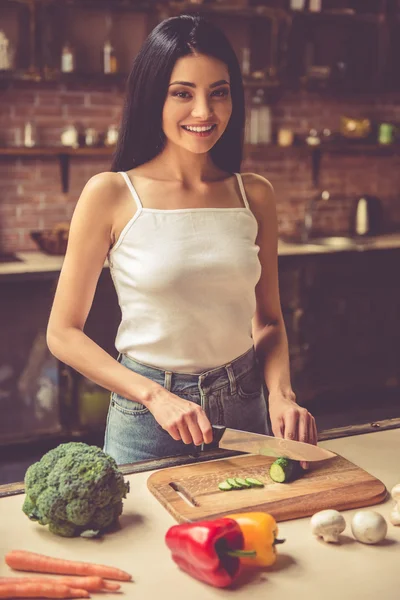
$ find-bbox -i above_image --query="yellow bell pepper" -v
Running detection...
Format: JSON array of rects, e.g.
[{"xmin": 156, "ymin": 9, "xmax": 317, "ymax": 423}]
[{"xmin": 226, "ymin": 512, "xmax": 285, "ymax": 567}]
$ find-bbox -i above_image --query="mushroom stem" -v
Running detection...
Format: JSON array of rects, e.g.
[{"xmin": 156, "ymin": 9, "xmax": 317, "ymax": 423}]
[
  {"xmin": 310, "ymin": 509, "xmax": 346, "ymax": 544},
  {"xmin": 390, "ymin": 484, "xmax": 400, "ymax": 526}
]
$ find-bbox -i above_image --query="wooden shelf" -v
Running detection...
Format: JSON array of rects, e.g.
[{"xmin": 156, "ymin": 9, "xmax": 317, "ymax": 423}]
[
  {"xmin": 1, "ymin": 142, "xmax": 399, "ymax": 191},
  {"xmin": 292, "ymin": 9, "xmax": 386, "ymax": 23},
  {"xmin": 318, "ymin": 142, "xmax": 400, "ymax": 155},
  {"xmin": 5, "ymin": 0, "xmax": 153, "ymax": 9},
  {"xmin": 0, "ymin": 71, "xmax": 128, "ymax": 89},
  {"xmin": 164, "ymin": 2, "xmax": 289, "ymax": 20},
  {"xmin": 0, "ymin": 146, "xmax": 114, "ymax": 157},
  {"xmin": 0, "ymin": 146, "xmax": 115, "ymax": 192}
]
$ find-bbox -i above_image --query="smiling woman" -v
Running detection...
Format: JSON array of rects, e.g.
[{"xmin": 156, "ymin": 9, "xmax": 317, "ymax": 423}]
[
  {"xmin": 163, "ymin": 54, "xmax": 233, "ymax": 151},
  {"xmin": 46, "ymin": 14, "xmax": 317, "ymax": 467}
]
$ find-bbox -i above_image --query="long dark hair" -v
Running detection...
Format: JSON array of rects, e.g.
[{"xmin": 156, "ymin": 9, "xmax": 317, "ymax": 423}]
[{"xmin": 111, "ymin": 14, "xmax": 245, "ymax": 174}]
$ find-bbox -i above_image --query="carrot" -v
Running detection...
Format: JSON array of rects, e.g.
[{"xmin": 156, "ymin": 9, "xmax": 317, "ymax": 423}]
[
  {"xmin": 0, "ymin": 576, "xmax": 120, "ymax": 592},
  {"xmin": 5, "ymin": 550, "xmax": 132, "ymax": 582},
  {"xmin": 0, "ymin": 582, "xmax": 89, "ymax": 598}
]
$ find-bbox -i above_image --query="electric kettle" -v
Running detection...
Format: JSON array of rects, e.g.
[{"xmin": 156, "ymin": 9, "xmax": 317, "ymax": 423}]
[{"xmin": 352, "ymin": 195, "xmax": 383, "ymax": 236}]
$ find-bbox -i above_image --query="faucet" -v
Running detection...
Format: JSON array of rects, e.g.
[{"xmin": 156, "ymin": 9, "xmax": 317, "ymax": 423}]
[{"xmin": 302, "ymin": 190, "xmax": 330, "ymax": 243}]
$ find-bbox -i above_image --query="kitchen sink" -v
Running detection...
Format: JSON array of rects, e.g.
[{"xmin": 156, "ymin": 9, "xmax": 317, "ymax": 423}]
[
  {"xmin": 0, "ymin": 253, "xmax": 23, "ymax": 263},
  {"xmin": 280, "ymin": 235, "xmax": 376, "ymax": 250},
  {"xmin": 308, "ymin": 236, "xmax": 369, "ymax": 249}
]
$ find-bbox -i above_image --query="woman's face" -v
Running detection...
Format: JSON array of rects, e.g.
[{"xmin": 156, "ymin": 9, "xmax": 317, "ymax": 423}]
[{"xmin": 162, "ymin": 53, "xmax": 233, "ymax": 154}]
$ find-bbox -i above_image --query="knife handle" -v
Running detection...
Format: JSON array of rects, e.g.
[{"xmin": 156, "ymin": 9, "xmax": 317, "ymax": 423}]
[
  {"xmin": 211, "ymin": 424, "xmax": 226, "ymax": 447},
  {"xmin": 189, "ymin": 425, "xmax": 226, "ymax": 458}
]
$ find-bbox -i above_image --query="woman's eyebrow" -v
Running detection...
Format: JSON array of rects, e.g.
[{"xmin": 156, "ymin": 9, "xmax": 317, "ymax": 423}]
[{"xmin": 168, "ymin": 79, "xmax": 230, "ymax": 88}]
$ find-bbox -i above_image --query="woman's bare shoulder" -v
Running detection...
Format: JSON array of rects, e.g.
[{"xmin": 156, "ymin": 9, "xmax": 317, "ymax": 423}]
[
  {"xmin": 74, "ymin": 171, "xmax": 127, "ymax": 219},
  {"xmin": 81, "ymin": 171, "xmax": 126, "ymax": 201},
  {"xmin": 240, "ymin": 172, "xmax": 275, "ymax": 216},
  {"xmin": 240, "ymin": 172, "xmax": 274, "ymax": 196}
]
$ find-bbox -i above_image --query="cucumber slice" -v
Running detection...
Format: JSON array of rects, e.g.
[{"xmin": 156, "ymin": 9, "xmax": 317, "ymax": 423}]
[
  {"xmin": 226, "ymin": 477, "xmax": 243, "ymax": 489},
  {"xmin": 244, "ymin": 477, "xmax": 265, "ymax": 488},
  {"xmin": 218, "ymin": 481, "xmax": 232, "ymax": 491},
  {"xmin": 269, "ymin": 457, "xmax": 297, "ymax": 483},
  {"xmin": 234, "ymin": 477, "xmax": 251, "ymax": 489}
]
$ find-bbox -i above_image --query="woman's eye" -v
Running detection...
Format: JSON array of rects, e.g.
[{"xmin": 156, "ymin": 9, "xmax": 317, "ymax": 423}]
[
  {"xmin": 172, "ymin": 88, "xmax": 230, "ymax": 99},
  {"xmin": 173, "ymin": 91, "xmax": 190, "ymax": 99},
  {"xmin": 212, "ymin": 88, "xmax": 230, "ymax": 97}
]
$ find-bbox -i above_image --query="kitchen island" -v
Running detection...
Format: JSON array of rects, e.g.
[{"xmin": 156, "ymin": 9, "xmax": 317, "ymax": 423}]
[{"xmin": 0, "ymin": 428, "xmax": 399, "ymax": 600}]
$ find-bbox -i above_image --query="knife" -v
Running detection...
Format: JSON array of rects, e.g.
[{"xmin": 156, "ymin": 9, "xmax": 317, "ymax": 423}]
[{"xmin": 210, "ymin": 425, "xmax": 336, "ymax": 462}]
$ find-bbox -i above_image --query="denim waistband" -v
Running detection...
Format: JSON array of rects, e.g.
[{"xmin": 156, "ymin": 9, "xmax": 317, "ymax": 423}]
[{"xmin": 119, "ymin": 346, "xmax": 258, "ymax": 396}]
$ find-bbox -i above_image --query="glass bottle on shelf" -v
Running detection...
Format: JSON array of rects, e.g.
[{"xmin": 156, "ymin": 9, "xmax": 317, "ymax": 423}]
[
  {"xmin": 61, "ymin": 42, "xmax": 75, "ymax": 74},
  {"xmin": 24, "ymin": 121, "xmax": 37, "ymax": 148},
  {"xmin": 103, "ymin": 40, "xmax": 118, "ymax": 74},
  {"xmin": 290, "ymin": 0, "xmax": 306, "ymax": 9},
  {"xmin": 241, "ymin": 47, "xmax": 251, "ymax": 77},
  {"xmin": 0, "ymin": 30, "xmax": 13, "ymax": 71},
  {"xmin": 248, "ymin": 89, "xmax": 272, "ymax": 145}
]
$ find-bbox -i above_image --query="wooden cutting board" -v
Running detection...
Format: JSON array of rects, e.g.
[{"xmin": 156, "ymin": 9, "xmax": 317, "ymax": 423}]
[{"xmin": 147, "ymin": 453, "xmax": 387, "ymax": 523}]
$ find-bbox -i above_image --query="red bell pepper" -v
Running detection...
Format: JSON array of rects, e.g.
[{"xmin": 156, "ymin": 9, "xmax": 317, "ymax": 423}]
[{"xmin": 165, "ymin": 518, "xmax": 255, "ymax": 588}]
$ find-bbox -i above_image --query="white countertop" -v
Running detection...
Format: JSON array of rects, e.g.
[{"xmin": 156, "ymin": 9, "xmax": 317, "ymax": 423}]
[
  {"xmin": 0, "ymin": 428, "xmax": 399, "ymax": 600},
  {"xmin": 1, "ymin": 232, "xmax": 400, "ymax": 277}
]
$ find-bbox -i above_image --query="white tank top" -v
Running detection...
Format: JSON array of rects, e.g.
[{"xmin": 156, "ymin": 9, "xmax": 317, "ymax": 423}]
[{"xmin": 108, "ymin": 171, "xmax": 262, "ymax": 373}]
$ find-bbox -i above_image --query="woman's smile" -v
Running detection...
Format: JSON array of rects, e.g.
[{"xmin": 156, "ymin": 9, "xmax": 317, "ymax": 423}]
[{"xmin": 181, "ymin": 124, "xmax": 217, "ymax": 137}]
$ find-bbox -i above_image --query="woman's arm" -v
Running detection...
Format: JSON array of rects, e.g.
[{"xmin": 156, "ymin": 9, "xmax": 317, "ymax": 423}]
[
  {"xmin": 47, "ymin": 172, "xmax": 212, "ymax": 446},
  {"xmin": 46, "ymin": 172, "xmax": 160, "ymax": 404},
  {"xmin": 244, "ymin": 173, "xmax": 317, "ymax": 464}
]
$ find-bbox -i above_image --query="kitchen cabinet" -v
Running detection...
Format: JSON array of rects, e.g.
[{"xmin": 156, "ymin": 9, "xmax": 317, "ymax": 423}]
[
  {"xmin": 0, "ymin": 428, "xmax": 399, "ymax": 599},
  {"xmin": 0, "ymin": 267, "xmax": 120, "ymax": 446},
  {"xmin": 279, "ymin": 248, "xmax": 400, "ymax": 412}
]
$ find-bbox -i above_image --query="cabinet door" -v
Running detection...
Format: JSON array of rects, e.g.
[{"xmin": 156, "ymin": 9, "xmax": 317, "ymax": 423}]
[
  {"xmin": 0, "ymin": 277, "xmax": 61, "ymax": 444},
  {"xmin": 279, "ymin": 250, "xmax": 400, "ymax": 404}
]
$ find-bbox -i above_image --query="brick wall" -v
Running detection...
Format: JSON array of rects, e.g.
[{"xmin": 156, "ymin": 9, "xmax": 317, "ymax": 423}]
[{"xmin": 1, "ymin": 84, "xmax": 400, "ymax": 253}]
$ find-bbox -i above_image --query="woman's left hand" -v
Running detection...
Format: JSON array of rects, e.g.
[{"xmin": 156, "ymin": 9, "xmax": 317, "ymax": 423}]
[{"xmin": 268, "ymin": 393, "xmax": 318, "ymax": 470}]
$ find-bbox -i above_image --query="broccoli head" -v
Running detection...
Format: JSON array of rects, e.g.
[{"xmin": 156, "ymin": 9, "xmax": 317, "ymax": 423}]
[{"xmin": 22, "ymin": 442, "xmax": 130, "ymax": 537}]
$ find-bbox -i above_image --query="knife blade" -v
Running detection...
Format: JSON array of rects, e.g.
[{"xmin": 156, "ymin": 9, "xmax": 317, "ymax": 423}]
[{"xmin": 211, "ymin": 425, "xmax": 336, "ymax": 462}]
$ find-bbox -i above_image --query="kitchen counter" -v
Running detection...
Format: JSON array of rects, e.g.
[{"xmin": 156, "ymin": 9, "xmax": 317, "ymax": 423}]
[
  {"xmin": 0, "ymin": 428, "xmax": 399, "ymax": 600},
  {"xmin": 1, "ymin": 232, "xmax": 400, "ymax": 277}
]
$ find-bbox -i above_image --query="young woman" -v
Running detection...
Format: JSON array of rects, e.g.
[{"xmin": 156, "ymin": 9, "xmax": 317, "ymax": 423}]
[{"xmin": 47, "ymin": 14, "xmax": 317, "ymax": 467}]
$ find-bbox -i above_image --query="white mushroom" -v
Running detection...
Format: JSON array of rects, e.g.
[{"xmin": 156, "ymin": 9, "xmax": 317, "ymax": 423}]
[
  {"xmin": 390, "ymin": 484, "xmax": 400, "ymax": 525},
  {"xmin": 351, "ymin": 510, "xmax": 387, "ymax": 544},
  {"xmin": 310, "ymin": 509, "xmax": 346, "ymax": 543}
]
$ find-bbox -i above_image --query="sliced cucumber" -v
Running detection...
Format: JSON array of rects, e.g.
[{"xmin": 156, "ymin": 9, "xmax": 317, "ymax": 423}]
[
  {"xmin": 234, "ymin": 477, "xmax": 251, "ymax": 489},
  {"xmin": 269, "ymin": 457, "xmax": 298, "ymax": 483},
  {"xmin": 226, "ymin": 477, "xmax": 243, "ymax": 489},
  {"xmin": 244, "ymin": 477, "xmax": 265, "ymax": 488},
  {"xmin": 218, "ymin": 476, "xmax": 266, "ymax": 491},
  {"xmin": 218, "ymin": 481, "xmax": 233, "ymax": 491}
]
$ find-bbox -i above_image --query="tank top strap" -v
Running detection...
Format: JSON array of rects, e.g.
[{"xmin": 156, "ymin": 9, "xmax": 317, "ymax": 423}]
[
  {"xmin": 118, "ymin": 172, "xmax": 143, "ymax": 211},
  {"xmin": 234, "ymin": 172, "xmax": 250, "ymax": 209}
]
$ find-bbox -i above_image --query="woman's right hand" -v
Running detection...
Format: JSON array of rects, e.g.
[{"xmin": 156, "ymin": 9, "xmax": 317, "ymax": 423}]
[{"xmin": 146, "ymin": 387, "xmax": 213, "ymax": 446}]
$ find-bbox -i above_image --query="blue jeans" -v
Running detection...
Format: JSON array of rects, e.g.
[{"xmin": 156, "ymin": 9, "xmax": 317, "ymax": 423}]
[{"xmin": 103, "ymin": 346, "xmax": 270, "ymax": 465}]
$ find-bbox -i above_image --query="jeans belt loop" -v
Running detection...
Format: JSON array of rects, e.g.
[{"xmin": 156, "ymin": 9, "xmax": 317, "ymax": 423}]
[
  {"xmin": 164, "ymin": 371, "xmax": 172, "ymax": 391},
  {"xmin": 225, "ymin": 363, "xmax": 236, "ymax": 395}
]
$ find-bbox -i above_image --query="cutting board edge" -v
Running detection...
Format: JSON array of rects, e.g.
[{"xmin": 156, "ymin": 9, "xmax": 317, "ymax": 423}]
[
  {"xmin": 147, "ymin": 479, "xmax": 193, "ymax": 523},
  {"xmin": 147, "ymin": 453, "xmax": 388, "ymax": 524},
  {"xmin": 147, "ymin": 478, "xmax": 388, "ymax": 524}
]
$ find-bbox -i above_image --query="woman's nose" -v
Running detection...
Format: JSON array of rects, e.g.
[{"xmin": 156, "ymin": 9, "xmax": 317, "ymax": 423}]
[{"xmin": 191, "ymin": 96, "xmax": 213, "ymax": 119}]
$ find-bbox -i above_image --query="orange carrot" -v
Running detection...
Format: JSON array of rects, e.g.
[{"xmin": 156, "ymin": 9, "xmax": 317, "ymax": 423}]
[
  {"xmin": 0, "ymin": 582, "xmax": 89, "ymax": 598},
  {"xmin": 0, "ymin": 576, "xmax": 120, "ymax": 592},
  {"xmin": 5, "ymin": 550, "xmax": 132, "ymax": 582}
]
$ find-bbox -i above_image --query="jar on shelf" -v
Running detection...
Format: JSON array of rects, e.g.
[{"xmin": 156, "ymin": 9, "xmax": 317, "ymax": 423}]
[
  {"xmin": 105, "ymin": 124, "xmax": 119, "ymax": 147},
  {"xmin": 248, "ymin": 89, "xmax": 272, "ymax": 145}
]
